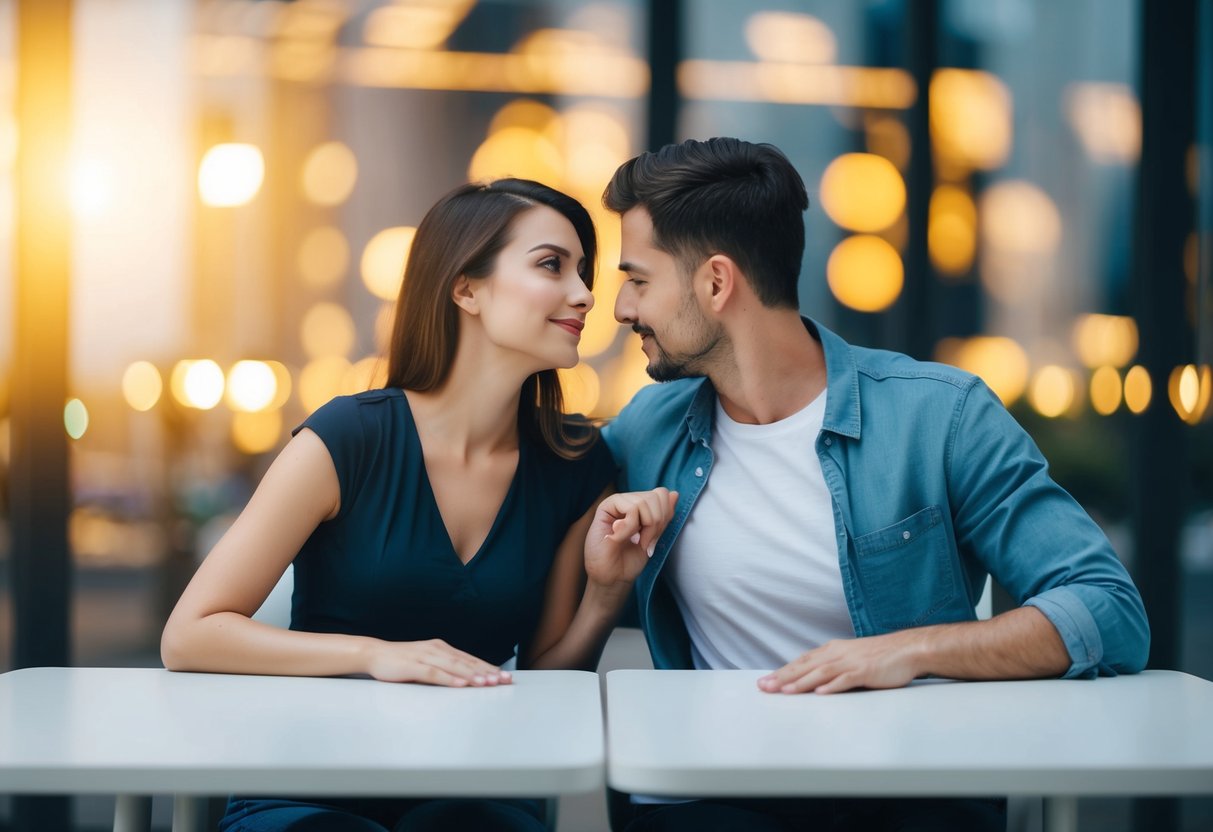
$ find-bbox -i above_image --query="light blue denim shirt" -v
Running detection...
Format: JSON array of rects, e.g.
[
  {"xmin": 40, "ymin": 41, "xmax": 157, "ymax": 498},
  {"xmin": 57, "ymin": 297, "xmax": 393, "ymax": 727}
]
[{"xmin": 603, "ymin": 318, "xmax": 1149, "ymax": 678}]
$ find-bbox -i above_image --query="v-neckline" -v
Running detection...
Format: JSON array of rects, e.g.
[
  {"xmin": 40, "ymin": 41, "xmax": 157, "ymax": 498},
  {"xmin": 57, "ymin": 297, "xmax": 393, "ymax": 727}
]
[{"xmin": 400, "ymin": 389, "xmax": 524, "ymax": 568}]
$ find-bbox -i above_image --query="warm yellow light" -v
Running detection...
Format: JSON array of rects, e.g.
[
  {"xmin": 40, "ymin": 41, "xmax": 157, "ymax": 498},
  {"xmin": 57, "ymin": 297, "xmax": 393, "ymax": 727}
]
[
  {"xmin": 363, "ymin": 1, "xmax": 474, "ymax": 49},
  {"xmin": 928, "ymin": 185, "xmax": 977, "ymax": 276},
  {"xmin": 562, "ymin": 106, "xmax": 631, "ymax": 191},
  {"xmin": 1029, "ymin": 366, "xmax": 1076, "ymax": 418},
  {"xmin": 1064, "ymin": 83, "xmax": 1141, "ymax": 164},
  {"xmin": 598, "ymin": 334, "xmax": 656, "ymax": 416},
  {"xmin": 826, "ymin": 235, "xmax": 904, "ymax": 313},
  {"xmin": 231, "ymin": 409, "xmax": 283, "ymax": 456},
  {"xmin": 176, "ymin": 359, "xmax": 225, "ymax": 410},
  {"xmin": 266, "ymin": 361, "xmax": 294, "ymax": 409},
  {"xmin": 490, "ymin": 99, "xmax": 560, "ymax": 134},
  {"xmin": 298, "ymin": 226, "xmax": 350, "ymax": 290},
  {"xmin": 468, "ymin": 126, "xmax": 563, "ymax": 185},
  {"xmin": 198, "ymin": 143, "xmax": 265, "ymax": 207},
  {"xmin": 301, "ymin": 141, "xmax": 358, "ymax": 206},
  {"xmin": 558, "ymin": 363, "xmax": 601, "ymax": 415},
  {"xmin": 1072, "ymin": 314, "xmax": 1139, "ymax": 369},
  {"xmin": 342, "ymin": 356, "xmax": 388, "ymax": 394},
  {"xmin": 122, "ymin": 361, "xmax": 163, "ymax": 412},
  {"xmin": 225, "ymin": 361, "xmax": 278, "ymax": 413},
  {"xmin": 938, "ymin": 336, "xmax": 1029, "ymax": 406},
  {"xmin": 299, "ymin": 356, "xmax": 353, "ymax": 414},
  {"xmin": 69, "ymin": 157, "xmax": 113, "ymax": 219},
  {"xmin": 864, "ymin": 114, "xmax": 910, "ymax": 171},
  {"xmin": 930, "ymin": 69, "xmax": 1012, "ymax": 171},
  {"xmin": 64, "ymin": 399, "xmax": 89, "ymax": 440},
  {"xmin": 1169, "ymin": 364, "xmax": 1209, "ymax": 423},
  {"xmin": 980, "ymin": 181, "xmax": 1061, "ymax": 255},
  {"xmin": 300, "ymin": 302, "xmax": 356, "ymax": 359},
  {"xmin": 0, "ymin": 418, "xmax": 10, "ymax": 467},
  {"xmin": 361, "ymin": 226, "xmax": 415, "ymax": 301},
  {"xmin": 1089, "ymin": 366, "xmax": 1123, "ymax": 416},
  {"xmin": 744, "ymin": 12, "xmax": 836, "ymax": 64},
  {"xmin": 678, "ymin": 62, "xmax": 916, "ymax": 109},
  {"xmin": 1124, "ymin": 365, "xmax": 1152, "ymax": 414},
  {"xmin": 580, "ymin": 275, "xmax": 623, "ymax": 359},
  {"xmin": 819, "ymin": 153, "xmax": 906, "ymax": 233}
]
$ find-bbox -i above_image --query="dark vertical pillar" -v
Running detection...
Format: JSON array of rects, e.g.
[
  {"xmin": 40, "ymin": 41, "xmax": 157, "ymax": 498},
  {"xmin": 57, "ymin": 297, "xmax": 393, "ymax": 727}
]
[
  {"xmin": 645, "ymin": 0, "xmax": 682, "ymax": 152},
  {"xmin": 1130, "ymin": 0, "xmax": 1197, "ymax": 829},
  {"xmin": 894, "ymin": 0, "xmax": 938, "ymax": 361},
  {"xmin": 10, "ymin": 0, "xmax": 73, "ymax": 828}
]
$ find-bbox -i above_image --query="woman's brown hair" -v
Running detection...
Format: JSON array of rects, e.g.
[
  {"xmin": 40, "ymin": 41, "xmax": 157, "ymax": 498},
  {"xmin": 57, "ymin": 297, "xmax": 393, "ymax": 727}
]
[{"xmin": 385, "ymin": 178, "xmax": 598, "ymax": 458}]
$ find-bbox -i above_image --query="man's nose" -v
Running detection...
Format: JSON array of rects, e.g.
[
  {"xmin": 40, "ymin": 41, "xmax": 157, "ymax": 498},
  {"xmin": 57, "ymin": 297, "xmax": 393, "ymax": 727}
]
[{"xmin": 614, "ymin": 284, "xmax": 636, "ymax": 324}]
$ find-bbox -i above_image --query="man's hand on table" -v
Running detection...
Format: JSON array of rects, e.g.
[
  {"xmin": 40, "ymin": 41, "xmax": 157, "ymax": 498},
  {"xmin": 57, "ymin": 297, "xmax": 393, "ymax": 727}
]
[{"xmin": 757, "ymin": 630, "xmax": 924, "ymax": 695}]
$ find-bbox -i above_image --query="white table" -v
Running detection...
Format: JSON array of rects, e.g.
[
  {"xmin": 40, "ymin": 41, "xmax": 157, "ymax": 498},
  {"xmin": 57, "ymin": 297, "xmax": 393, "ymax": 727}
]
[
  {"xmin": 606, "ymin": 669, "xmax": 1213, "ymax": 832},
  {"xmin": 0, "ymin": 667, "xmax": 604, "ymax": 831}
]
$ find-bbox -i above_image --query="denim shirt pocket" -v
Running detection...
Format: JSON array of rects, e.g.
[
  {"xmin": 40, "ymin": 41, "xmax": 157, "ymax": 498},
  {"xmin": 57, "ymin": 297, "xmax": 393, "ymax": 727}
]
[{"xmin": 852, "ymin": 505, "xmax": 959, "ymax": 631}]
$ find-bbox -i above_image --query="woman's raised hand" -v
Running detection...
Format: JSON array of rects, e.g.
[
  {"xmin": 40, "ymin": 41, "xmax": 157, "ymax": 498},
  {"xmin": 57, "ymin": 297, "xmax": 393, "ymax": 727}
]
[
  {"xmin": 364, "ymin": 638, "xmax": 511, "ymax": 687},
  {"xmin": 585, "ymin": 488, "xmax": 679, "ymax": 588}
]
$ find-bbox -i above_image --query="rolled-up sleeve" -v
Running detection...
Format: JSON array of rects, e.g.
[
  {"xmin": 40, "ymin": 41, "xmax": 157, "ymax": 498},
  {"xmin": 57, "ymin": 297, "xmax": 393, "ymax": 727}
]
[{"xmin": 946, "ymin": 379, "xmax": 1150, "ymax": 678}]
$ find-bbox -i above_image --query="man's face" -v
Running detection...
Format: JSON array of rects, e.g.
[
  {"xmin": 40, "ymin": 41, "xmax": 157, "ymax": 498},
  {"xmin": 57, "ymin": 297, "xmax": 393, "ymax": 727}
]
[{"xmin": 614, "ymin": 207, "xmax": 723, "ymax": 382}]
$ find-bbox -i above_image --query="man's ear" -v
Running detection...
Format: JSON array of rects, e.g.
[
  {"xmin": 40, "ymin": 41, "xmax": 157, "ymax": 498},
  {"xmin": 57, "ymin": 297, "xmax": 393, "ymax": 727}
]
[
  {"xmin": 700, "ymin": 254, "xmax": 739, "ymax": 313},
  {"xmin": 451, "ymin": 275, "xmax": 479, "ymax": 315}
]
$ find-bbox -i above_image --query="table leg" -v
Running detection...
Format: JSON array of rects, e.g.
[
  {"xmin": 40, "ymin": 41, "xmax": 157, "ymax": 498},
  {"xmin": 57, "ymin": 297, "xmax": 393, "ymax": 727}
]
[
  {"xmin": 113, "ymin": 795, "xmax": 152, "ymax": 832},
  {"xmin": 172, "ymin": 795, "xmax": 203, "ymax": 832},
  {"xmin": 1043, "ymin": 796, "xmax": 1078, "ymax": 832}
]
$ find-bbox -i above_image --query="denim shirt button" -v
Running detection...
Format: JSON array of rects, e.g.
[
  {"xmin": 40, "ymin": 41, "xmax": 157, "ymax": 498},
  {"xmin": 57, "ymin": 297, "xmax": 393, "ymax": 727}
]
[
  {"xmin": 902, "ymin": 530, "xmax": 911, "ymax": 540},
  {"xmin": 824, "ymin": 437, "xmax": 833, "ymax": 446},
  {"xmin": 694, "ymin": 467, "xmax": 704, "ymax": 477}
]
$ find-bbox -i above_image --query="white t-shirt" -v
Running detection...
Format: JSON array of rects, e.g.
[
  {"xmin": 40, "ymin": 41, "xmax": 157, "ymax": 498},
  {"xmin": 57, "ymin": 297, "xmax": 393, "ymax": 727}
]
[{"xmin": 666, "ymin": 391, "xmax": 855, "ymax": 670}]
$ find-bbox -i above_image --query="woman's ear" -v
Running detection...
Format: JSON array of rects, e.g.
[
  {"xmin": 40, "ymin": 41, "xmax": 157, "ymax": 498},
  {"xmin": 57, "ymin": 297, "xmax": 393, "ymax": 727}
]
[{"xmin": 451, "ymin": 275, "xmax": 479, "ymax": 315}]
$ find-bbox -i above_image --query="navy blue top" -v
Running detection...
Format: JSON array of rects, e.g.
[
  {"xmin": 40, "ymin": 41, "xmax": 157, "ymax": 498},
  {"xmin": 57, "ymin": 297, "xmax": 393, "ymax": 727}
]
[{"xmin": 289, "ymin": 388, "xmax": 616, "ymax": 665}]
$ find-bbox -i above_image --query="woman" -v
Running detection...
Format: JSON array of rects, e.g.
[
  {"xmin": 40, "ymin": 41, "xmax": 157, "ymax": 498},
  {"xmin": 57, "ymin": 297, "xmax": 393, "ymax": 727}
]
[{"xmin": 161, "ymin": 178, "xmax": 676, "ymax": 832}]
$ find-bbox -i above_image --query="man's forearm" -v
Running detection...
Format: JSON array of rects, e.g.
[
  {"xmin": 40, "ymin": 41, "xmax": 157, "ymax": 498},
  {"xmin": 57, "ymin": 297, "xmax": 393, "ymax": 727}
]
[{"xmin": 911, "ymin": 605, "xmax": 1071, "ymax": 681}]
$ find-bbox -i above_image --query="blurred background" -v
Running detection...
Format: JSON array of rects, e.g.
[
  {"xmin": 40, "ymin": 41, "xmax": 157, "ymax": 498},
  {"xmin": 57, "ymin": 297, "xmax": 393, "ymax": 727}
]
[{"xmin": 0, "ymin": 0, "xmax": 1210, "ymax": 830}]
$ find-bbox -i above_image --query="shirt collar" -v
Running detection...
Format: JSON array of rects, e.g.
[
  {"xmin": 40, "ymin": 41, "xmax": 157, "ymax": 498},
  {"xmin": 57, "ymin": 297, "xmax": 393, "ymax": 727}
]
[{"xmin": 680, "ymin": 316, "xmax": 862, "ymax": 443}]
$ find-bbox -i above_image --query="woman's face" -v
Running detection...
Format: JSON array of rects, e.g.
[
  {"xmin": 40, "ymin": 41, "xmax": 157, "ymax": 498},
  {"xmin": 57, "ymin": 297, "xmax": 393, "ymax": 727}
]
[{"xmin": 468, "ymin": 205, "xmax": 594, "ymax": 372}]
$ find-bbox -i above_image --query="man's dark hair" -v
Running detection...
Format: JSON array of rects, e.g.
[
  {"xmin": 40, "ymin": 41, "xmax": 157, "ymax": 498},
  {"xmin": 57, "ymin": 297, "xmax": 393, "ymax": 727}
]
[{"xmin": 603, "ymin": 137, "xmax": 809, "ymax": 309}]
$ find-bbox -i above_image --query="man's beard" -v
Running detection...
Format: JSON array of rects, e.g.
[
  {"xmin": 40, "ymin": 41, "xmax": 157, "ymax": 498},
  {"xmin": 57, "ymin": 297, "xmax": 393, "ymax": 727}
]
[{"xmin": 633, "ymin": 321, "xmax": 723, "ymax": 383}]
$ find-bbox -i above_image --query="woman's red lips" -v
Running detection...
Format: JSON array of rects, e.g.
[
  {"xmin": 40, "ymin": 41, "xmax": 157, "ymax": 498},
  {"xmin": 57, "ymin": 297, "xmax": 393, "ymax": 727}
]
[{"xmin": 551, "ymin": 318, "xmax": 585, "ymax": 336}]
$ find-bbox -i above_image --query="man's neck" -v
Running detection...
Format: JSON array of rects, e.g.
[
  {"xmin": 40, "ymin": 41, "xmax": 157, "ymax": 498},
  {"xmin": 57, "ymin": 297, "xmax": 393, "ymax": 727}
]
[{"xmin": 709, "ymin": 310, "xmax": 826, "ymax": 425}]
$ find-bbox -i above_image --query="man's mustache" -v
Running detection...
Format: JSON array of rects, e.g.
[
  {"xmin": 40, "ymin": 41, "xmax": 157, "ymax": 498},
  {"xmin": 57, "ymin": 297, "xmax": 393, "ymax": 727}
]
[{"xmin": 632, "ymin": 324, "xmax": 655, "ymax": 337}]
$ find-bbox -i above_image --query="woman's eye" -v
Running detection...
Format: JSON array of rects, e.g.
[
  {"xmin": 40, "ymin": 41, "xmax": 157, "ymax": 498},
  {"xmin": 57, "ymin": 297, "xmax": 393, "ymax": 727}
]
[{"xmin": 539, "ymin": 257, "xmax": 561, "ymax": 273}]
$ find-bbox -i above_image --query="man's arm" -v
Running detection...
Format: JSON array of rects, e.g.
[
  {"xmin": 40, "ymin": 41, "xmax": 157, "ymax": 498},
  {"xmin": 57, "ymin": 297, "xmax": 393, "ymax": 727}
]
[
  {"xmin": 761, "ymin": 377, "xmax": 1148, "ymax": 695},
  {"xmin": 758, "ymin": 606, "xmax": 1069, "ymax": 694}
]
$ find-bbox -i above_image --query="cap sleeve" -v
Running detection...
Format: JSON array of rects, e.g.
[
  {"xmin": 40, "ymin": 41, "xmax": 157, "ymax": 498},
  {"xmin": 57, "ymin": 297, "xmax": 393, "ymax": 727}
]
[{"xmin": 292, "ymin": 396, "xmax": 368, "ymax": 520}]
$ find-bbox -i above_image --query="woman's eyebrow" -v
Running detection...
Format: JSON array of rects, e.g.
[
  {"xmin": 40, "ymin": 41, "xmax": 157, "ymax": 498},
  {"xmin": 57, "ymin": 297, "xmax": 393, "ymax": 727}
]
[{"xmin": 528, "ymin": 243, "xmax": 572, "ymax": 257}]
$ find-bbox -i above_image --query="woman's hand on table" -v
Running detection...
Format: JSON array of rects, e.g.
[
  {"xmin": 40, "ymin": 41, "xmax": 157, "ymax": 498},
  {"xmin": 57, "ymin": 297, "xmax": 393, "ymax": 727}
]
[{"xmin": 364, "ymin": 638, "xmax": 511, "ymax": 687}]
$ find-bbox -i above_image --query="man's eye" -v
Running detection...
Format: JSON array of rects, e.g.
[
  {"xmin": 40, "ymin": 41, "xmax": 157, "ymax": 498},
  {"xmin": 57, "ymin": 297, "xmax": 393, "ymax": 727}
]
[{"xmin": 628, "ymin": 277, "xmax": 646, "ymax": 287}]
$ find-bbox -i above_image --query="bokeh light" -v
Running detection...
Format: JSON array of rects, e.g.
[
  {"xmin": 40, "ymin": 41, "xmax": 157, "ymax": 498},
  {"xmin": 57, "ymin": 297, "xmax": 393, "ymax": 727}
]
[
  {"xmin": 225, "ymin": 361, "xmax": 278, "ymax": 413},
  {"xmin": 1124, "ymin": 365, "xmax": 1152, "ymax": 414},
  {"xmin": 1089, "ymin": 366, "xmax": 1123, "ymax": 416},
  {"xmin": 936, "ymin": 336, "xmax": 1030, "ymax": 406},
  {"xmin": 826, "ymin": 235, "xmax": 904, "ymax": 312},
  {"xmin": 744, "ymin": 12, "xmax": 836, "ymax": 64},
  {"xmin": 122, "ymin": 361, "xmax": 163, "ymax": 412},
  {"xmin": 231, "ymin": 409, "xmax": 283, "ymax": 455},
  {"xmin": 819, "ymin": 153, "xmax": 906, "ymax": 233},
  {"xmin": 300, "ymin": 302, "xmax": 356, "ymax": 359},
  {"xmin": 64, "ymin": 399, "xmax": 89, "ymax": 440},
  {"xmin": 930, "ymin": 69, "xmax": 1012, "ymax": 172},
  {"xmin": 558, "ymin": 363, "xmax": 601, "ymax": 415},
  {"xmin": 928, "ymin": 185, "xmax": 977, "ymax": 276},
  {"xmin": 343, "ymin": 356, "xmax": 388, "ymax": 394},
  {"xmin": 1064, "ymin": 83, "xmax": 1141, "ymax": 164},
  {"xmin": 1029, "ymin": 365, "xmax": 1077, "ymax": 418},
  {"xmin": 267, "ymin": 361, "xmax": 294, "ymax": 409},
  {"xmin": 198, "ymin": 143, "xmax": 264, "ymax": 207},
  {"xmin": 1072, "ymin": 314, "xmax": 1139, "ymax": 369},
  {"xmin": 301, "ymin": 141, "xmax": 358, "ymax": 206},
  {"xmin": 299, "ymin": 356, "xmax": 353, "ymax": 413},
  {"xmin": 361, "ymin": 226, "xmax": 415, "ymax": 301},
  {"xmin": 172, "ymin": 359, "xmax": 225, "ymax": 410},
  {"xmin": 468, "ymin": 125, "xmax": 563, "ymax": 184},
  {"xmin": 1170, "ymin": 364, "xmax": 1212, "ymax": 424},
  {"xmin": 980, "ymin": 181, "xmax": 1062, "ymax": 255}
]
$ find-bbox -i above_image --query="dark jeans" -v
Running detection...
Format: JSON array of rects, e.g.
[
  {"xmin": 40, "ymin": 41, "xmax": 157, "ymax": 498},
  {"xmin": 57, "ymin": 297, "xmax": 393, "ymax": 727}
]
[
  {"xmin": 219, "ymin": 796, "xmax": 547, "ymax": 832},
  {"xmin": 619, "ymin": 796, "xmax": 1006, "ymax": 832}
]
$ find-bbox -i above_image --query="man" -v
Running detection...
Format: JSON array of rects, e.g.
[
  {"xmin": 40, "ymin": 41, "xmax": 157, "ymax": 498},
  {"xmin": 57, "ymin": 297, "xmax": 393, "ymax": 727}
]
[{"xmin": 600, "ymin": 137, "xmax": 1149, "ymax": 832}]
